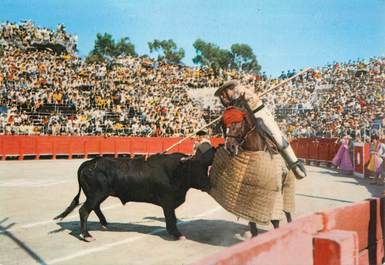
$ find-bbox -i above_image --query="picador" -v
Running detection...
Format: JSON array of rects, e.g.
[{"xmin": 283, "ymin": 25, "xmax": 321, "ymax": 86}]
[{"xmin": 214, "ymin": 80, "xmax": 307, "ymax": 179}]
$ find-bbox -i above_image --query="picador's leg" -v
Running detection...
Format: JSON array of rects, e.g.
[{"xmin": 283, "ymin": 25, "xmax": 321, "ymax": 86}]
[
  {"xmin": 254, "ymin": 118, "xmax": 279, "ymax": 155},
  {"xmin": 249, "ymin": 222, "xmax": 258, "ymax": 237},
  {"xmin": 253, "ymin": 113, "xmax": 307, "ymax": 179}
]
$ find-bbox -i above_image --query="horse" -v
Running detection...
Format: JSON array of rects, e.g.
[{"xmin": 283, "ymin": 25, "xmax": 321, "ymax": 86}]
[{"xmin": 222, "ymin": 105, "xmax": 293, "ymax": 237}]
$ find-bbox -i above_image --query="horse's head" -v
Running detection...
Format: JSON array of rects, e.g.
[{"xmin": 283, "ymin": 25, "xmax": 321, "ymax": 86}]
[{"xmin": 223, "ymin": 107, "xmax": 254, "ymax": 156}]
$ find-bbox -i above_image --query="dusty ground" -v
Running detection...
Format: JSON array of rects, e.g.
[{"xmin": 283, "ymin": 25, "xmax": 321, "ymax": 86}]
[{"xmin": 0, "ymin": 159, "xmax": 384, "ymax": 265}]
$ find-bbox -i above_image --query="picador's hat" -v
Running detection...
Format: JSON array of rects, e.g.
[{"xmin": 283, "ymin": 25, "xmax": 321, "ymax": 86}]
[{"xmin": 214, "ymin": 80, "xmax": 239, "ymax": 97}]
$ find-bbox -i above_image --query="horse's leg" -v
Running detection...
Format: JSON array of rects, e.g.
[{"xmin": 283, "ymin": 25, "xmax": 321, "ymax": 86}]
[
  {"xmin": 249, "ymin": 222, "xmax": 258, "ymax": 237},
  {"xmin": 271, "ymin": 220, "xmax": 279, "ymax": 229},
  {"xmin": 284, "ymin": 211, "xmax": 292, "ymax": 223}
]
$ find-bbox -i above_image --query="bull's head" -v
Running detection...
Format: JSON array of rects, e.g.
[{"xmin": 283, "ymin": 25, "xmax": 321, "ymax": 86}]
[{"xmin": 193, "ymin": 145, "xmax": 217, "ymax": 168}]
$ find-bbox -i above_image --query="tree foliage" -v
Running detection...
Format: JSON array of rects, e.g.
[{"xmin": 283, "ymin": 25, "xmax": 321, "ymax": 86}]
[
  {"xmin": 230, "ymin": 43, "xmax": 261, "ymax": 73},
  {"xmin": 86, "ymin": 33, "xmax": 137, "ymax": 64},
  {"xmin": 192, "ymin": 39, "xmax": 261, "ymax": 73},
  {"xmin": 148, "ymin": 39, "xmax": 185, "ymax": 64},
  {"xmin": 192, "ymin": 39, "xmax": 232, "ymax": 69}
]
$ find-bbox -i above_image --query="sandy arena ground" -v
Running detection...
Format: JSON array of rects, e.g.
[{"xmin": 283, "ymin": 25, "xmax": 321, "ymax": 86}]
[{"xmin": 0, "ymin": 159, "xmax": 384, "ymax": 265}]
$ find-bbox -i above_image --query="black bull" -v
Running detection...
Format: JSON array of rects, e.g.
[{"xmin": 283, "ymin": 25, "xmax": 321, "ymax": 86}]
[{"xmin": 55, "ymin": 149, "xmax": 216, "ymax": 241}]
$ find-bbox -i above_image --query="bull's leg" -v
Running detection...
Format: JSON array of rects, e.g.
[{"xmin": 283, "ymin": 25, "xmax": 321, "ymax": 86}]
[
  {"xmin": 271, "ymin": 220, "xmax": 279, "ymax": 229},
  {"xmin": 284, "ymin": 211, "xmax": 292, "ymax": 223},
  {"xmin": 162, "ymin": 207, "xmax": 183, "ymax": 239},
  {"xmin": 79, "ymin": 200, "xmax": 95, "ymax": 242},
  {"xmin": 94, "ymin": 203, "xmax": 108, "ymax": 229},
  {"xmin": 249, "ymin": 222, "xmax": 258, "ymax": 237}
]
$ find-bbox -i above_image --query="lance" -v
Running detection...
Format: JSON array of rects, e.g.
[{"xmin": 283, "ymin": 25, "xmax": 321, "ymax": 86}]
[{"xmin": 162, "ymin": 67, "xmax": 312, "ymax": 153}]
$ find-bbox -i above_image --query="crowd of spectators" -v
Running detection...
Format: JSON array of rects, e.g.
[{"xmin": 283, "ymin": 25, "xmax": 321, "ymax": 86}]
[
  {"xmin": 273, "ymin": 59, "xmax": 385, "ymax": 140},
  {"xmin": 0, "ymin": 48, "xmax": 215, "ymax": 136},
  {"xmin": 0, "ymin": 22, "xmax": 239, "ymax": 136},
  {"xmin": 0, "ymin": 22, "xmax": 384, "ymax": 139},
  {"xmin": 0, "ymin": 21, "xmax": 77, "ymax": 54}
]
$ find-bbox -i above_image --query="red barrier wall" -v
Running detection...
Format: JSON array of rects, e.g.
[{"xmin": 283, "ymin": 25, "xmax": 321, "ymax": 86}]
[
  {"xmin": 0, "ymin": 136, "xmax": 354, "ymax": 163},
  {"xmin": 0, "ymin": 136, "xmax": 225, "ymax": 160},
  {"xmin": 193, "ymin": 197, "xmax": 385, "ymax": 265},
  {"xmin": 290, "ymin": 137, "xmax": 340, "ymax": 163}
]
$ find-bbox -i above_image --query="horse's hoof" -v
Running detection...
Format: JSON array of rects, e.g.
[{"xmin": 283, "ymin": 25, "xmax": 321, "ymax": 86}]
[
  {"xmin": 242, "ymin": 231, "xmax": 252, "ymax": 239},
  {"xmin": 101, "ymin": 225, "xmax": 108, "ymax": 230},
  {"xmin": 177, "ymin": 235, "xmax": 187, "ymax": 240}
]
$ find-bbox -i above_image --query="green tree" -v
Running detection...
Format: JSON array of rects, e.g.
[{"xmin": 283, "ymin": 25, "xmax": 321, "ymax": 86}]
[
  {"xmin": 114, "ymin": 37, "xmax": 137, "ymax": 57},
  {"xmin": 192, "ymin": 39, "xmax": 232, "ymax": 69},
  {"xmin": 230, "ymin": 43, "xmax": 261, "ymax": 73},
  {"xmin": 192, "ymin": 39, "xmax": 261, "ymax": 73},
  {"xmin": 148, "ymin": 39, "xmax": 185, "ymax": 64},
  {"xmin": 85, "ymin": 50, "xmax": 104, "ymax": 64},
  {"xmin": 86, "ymin": 33, "xmax": 137, "ymax": 64}
]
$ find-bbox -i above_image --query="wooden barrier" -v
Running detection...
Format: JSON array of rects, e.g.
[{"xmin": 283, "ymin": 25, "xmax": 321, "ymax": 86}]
[
  {"xmin": 193, "ymin": 197, "xmax": 385, "ymax": 265},
  {"xmin": 353, "ymin": 142, "xmax": 371, "ymax": 178},
  {"xmin": 313, "ymin": 230, "xmax": 359, "ymax": 265},
  {"xmin": 0, "ymin": 136, "xmax": 333, "ymax": 160},
  {"xmin": 194, "ymin": 215, "xmax": 324, "ymax": 265},
  {"xmin": 317, "ymin": 197, "xmax": 385, "ymax": 265},
  {"xmin": 0, "ymin": 135, "xmax": 366, "ymax": 176},
  {"xmin": 0, "ymin": 135, "xmax": 225, "ymax": 160},
  {"xmin": 290, "ymin": 138, "xmax": 339, "ymax": 164}
]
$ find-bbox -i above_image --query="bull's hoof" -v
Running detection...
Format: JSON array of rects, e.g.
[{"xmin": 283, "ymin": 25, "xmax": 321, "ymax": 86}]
[
  {"xmin": 84, "ymin": 236, "xmax": 95, "ymax": 242},
  {"xmin": 177, "ymin": 235, "xmax": 187, "ymax": 240},
  {"xmin": 80, "ymin": 234, "xmax": 95, "ymax": 242},
  {"xmin": 171, "ymin": 233, "xmax": 185, "ymax": 240},
  {"xmin": 101, "ymin": 225, "xmax": 108, "ymax": 230}
]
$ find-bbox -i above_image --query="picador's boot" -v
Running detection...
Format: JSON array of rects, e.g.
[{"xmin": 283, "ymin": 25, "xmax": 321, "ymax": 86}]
[{"xmin": 280, "ymin": 145, "xmax": 307, "ymax": 179}]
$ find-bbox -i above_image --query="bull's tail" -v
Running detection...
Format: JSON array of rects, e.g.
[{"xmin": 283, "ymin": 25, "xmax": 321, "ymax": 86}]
[
  {"xmin": 54, "ymin": 185, "xmax": 81, "ymax": 220},
  {"xmin": 54, "ymin": 164, "xmax": 85, "ymax": 220}
]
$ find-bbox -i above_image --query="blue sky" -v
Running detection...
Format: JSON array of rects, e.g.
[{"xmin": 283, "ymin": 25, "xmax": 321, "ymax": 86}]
[{"xmin": 1, "ymin": 0, "xmax": 385, "ymax": 76}]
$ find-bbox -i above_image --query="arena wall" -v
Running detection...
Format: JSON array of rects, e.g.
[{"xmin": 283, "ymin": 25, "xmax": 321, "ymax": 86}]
[
  {"xmin": 192, "ymin": 197, "xmax": 385, "ymax": 265},
  {"xmin": 0, "ymin": 135, "xmax": 224, "ymax": 159},
  {"xmin": 0, "ymin": 136, "xmax": 371, "ymax": 177},
  {"xmin": 1, "ymin": 136, "xmax": 337, "ymax": 160}
]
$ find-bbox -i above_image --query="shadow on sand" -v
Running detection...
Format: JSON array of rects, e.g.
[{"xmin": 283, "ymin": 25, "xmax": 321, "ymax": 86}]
[
  {"xmin": 52, "ymin": 218, "xmax": 261, "ymax": 247},
  {"xmin": 317, "ymin": 167, "xmax": 384, "ymax": 198}
]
